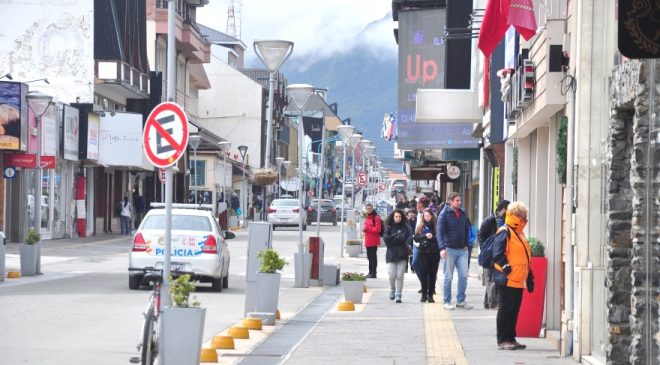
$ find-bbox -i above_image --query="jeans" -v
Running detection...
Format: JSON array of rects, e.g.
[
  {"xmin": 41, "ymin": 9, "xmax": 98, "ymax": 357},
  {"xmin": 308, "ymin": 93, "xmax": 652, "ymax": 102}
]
[
  {"xmin": 120, "ymin": 215, "xmax": 131, "ymax": 235},
  {"xmin": 418, "ymin": 251, "xmax": 440, "ymax": 296},
  {"xmin": 366, "ymin": 246, "xmax": 378, "ymax": 275},
  {"xmin": 442, "ymin": 247, "xmax": 469, "ymax": 304},
  {"xmin": 388, "ymin": 260, "xmax": 407, "ymax": 294},
  {"xmin": 496, "ymin": 285, "xmax": 523, "ymax": 344}
]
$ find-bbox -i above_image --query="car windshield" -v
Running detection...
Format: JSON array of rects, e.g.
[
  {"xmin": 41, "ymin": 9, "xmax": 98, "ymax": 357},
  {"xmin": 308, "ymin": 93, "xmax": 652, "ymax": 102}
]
[
  {"xmin": 141, "ymin": 214, "xmax": 212, "ymax": 232},
  {"xmin": 272, "ymin": 199, "xmax": 298, "ymax": 207},
  {"xmin": 311, "ymin": 200, "xmax": 334, "ymax": 208}
]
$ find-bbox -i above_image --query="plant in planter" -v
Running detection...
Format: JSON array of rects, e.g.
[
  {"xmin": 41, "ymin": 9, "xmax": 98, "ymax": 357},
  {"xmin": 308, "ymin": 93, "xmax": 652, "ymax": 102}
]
[
  {"xmin": 341, "ymin": 272, "xmax": 367, "ymax": 303},
  {"xmin": 517, "ymin": 236, "xmax": 548, "ymax": 338},
  {"xmin": 345, "ymin": 239, "xmax": 362, "ymax": 257},
  {"xmin": 161, "ymin": 274, "xmax": 206, "ymax": 363},
  {"xmin": 255, "ymin": 248, "xmax": 287, "ymax": 313},
  {"xmin": 19, "ymin": 228, "xmax": 41, "ymax": 276}
]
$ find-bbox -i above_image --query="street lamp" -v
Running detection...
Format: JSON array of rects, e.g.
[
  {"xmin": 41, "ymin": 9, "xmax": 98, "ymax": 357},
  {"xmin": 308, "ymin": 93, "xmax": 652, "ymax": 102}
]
[
  {"xmin": 27, "ymin": 91, "xmax": 54, "ymax": 235},
  {"xmin": 282, "ymin": 160, "xmax": 291, "ymax": 196},
  {"xmin": 238, "ymin": 145, "xmax": 248, "ymax": 227},
  {"xmin": 189, "ymin": 135, "xmax": 202, "ymax": 205},
  {"xmin": 275, "ymin": 156, "xmax": 284, "ymax": 198},
  {"xmin": 285, "ymin": 83, "xmax": 315, "ymax": 288},
  {"xmin": 336, "ymin": 124, "xmax": 355, "ymax": 258},
  {"xmin": 348, "ymin": 133, "xmax": 362, "ymax": 209},
  {"xmin": 254, "ymin": 40, "xmax": 293, "ymax": 171},
  {"xmin": 217, "ymin": 141, "xmax": 231, "ymax": 214}
]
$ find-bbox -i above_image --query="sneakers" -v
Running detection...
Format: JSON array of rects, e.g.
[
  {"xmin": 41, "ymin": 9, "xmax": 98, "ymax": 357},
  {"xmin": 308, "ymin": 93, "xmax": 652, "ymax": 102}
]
[
  {"xmin": 395, "ymin": 293, "xmax": 402, "ymax": 303},
  {"xmin": 456, "ymin": 301, "xmax": 473, "ymax": 309},
  {"xmin": 443, "ymin": 302, "xmax": 455, "ymax": 310},
  {"xmin": 389, "ymin": 289, "xmax": 395, "ymax": 300},
  {"xmin": 498, "ymin": 342, "xmax": 518, "ymax": 350}
]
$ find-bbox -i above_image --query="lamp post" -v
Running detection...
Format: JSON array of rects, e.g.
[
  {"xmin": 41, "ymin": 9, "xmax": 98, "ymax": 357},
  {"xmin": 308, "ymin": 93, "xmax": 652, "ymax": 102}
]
[
  {"xmin": 27, "ymin": 91, "xmax": 54, "ymax": 235},
  {"xmin": 361, "ymin": 141, "xmax": 373, "ymax": 204},
  {"xmin": 348, "ymin": 133, "xmax": 362, "ymax": 210},
  {"xmin": 285, "ymin": 83, "xmax": 315, "ymax": 288},
  {"xmin": 336, "ymin": 124, "xmax": 355, "ymax": 258},
  {"xmin": 282, "ymin": 160, "xmax": 291, "ymax": 197},
  {"xmin": 275, "ymin": 157, "xmax": 284, "ymax": 198},
  {"xmin": 238, "ymin": 145, "xmax": 248, "ymax": 227},
  {"xmin": 189, "ymin": 135, "xmax": 202, "ymax": 204},
  {"xmin": 217, "ymin": 141, "xmax": 231, "ymax": 219}
]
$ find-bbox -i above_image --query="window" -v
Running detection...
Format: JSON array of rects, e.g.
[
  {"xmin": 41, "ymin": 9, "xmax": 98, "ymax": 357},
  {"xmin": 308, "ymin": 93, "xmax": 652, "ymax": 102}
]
[
  {"xmin": 142, "ymin": 214, "xmax": 212, "ymax": 232},
  {"xmin": 191, "ymin": 160, "xmax": 206, "ymax": 187}
]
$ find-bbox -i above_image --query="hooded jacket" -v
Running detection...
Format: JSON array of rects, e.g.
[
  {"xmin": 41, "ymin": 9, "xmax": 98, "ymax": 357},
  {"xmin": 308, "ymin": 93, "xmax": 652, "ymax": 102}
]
[
  {"xmin": 492, "ymin": 214, "xmax": 531, "ymax": 289},
  {"xmin": 363, "ymin": 211, "xmax": 382, "ymax": 248},
  {"xmin": 383, "ymin": 221, "xmax": 413, "ymax": 263}
]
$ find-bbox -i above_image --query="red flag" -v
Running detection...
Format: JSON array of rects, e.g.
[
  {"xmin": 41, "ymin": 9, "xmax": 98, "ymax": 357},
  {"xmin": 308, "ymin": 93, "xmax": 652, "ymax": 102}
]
[
  {"xmin": 478, "ymin": 0, "xmax": 509, "ymax": 59},
  {"xmin": 483, "ymin": 57, "xmax": 490, "ymax": 110},
  {"xmin": 508, "ymin": 0, "xmax": 537, "ymax": 40},
  {"xmin": 478, "ymin": 0, "xmax": 538, "ymax": 58}
]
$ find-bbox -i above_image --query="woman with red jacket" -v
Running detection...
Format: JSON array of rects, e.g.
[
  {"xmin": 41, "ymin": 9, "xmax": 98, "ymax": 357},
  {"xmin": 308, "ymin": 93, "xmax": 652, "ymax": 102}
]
[{"xmin": 363, "ymin": 203, "xmax": 382, "ymax": 278}]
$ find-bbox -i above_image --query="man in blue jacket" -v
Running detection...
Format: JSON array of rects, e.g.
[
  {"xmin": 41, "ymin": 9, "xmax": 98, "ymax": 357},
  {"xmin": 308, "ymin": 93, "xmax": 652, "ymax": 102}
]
[{"xmin": 437, "ymin": 192, "xmax": 472, "ymax": 310}]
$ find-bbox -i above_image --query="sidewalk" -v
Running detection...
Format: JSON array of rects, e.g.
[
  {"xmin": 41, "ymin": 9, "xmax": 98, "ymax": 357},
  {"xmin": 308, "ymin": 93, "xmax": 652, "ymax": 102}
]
[{"xmin": 241, "ymin": 247, "xmax": 577, "ymax": 365}]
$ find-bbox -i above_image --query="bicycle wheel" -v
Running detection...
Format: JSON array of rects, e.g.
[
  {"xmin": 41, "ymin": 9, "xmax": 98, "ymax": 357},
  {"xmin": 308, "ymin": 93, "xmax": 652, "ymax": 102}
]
[{"xmin": 140, "ymin": 307, "xmax": 158, "ymax": 365}]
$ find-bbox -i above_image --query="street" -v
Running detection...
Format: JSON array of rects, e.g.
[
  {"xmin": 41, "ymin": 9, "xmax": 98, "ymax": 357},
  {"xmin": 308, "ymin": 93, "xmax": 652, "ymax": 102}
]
[{"xmin": 0, "ymin": 223, "xmax": 343, "ymax": 365}]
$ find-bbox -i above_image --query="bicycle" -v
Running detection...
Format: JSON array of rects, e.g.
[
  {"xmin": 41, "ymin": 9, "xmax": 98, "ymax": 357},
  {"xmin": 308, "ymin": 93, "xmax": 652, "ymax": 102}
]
[{"xmin": 129, "ymin": 268, "xmax": 163, "ymax": 365}]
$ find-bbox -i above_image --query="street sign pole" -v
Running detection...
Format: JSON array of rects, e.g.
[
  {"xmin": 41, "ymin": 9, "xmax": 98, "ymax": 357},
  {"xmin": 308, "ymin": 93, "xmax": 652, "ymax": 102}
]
[{"xmin": 162, "ymin": 166, "xmax": 173, "ymax": 307}]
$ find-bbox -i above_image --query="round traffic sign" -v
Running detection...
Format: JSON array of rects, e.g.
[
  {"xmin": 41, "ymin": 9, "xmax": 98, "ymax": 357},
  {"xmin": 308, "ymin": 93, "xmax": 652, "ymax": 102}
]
[
  {"xmin": 158, "ymin": 168, "xmax": 166, "ymax": 184},
  {"xmin": 143, "ymin": 102, "xmax": 189, "ymax": 168},
  {"xmin": 357, "ymin": 171, "xmax": 367, "ymax": 187},
  {"xmin": 378, "ymin": 182, "xmax": 386, "ymax": 192}
]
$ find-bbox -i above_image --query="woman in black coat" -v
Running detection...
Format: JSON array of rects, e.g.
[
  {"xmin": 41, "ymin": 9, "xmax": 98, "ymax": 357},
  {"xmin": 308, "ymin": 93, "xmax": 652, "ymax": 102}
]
[
  {"xmin": 413, "ymin": 208, "xmax": 440, "ymax": 302},
  {"xmin": 383, "ymin": 209, "xmax": 413, "ymax": 303}
]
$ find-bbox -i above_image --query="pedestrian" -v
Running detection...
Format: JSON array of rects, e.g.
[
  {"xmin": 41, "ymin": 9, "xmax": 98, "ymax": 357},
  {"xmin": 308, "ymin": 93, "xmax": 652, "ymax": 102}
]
[
  {"xmin": 412, "ymin": 197, "xmax": 430, "ymax": 285},
  {"xmin": 362, "ymin": 203, "xmax": 382, "ymax": 278},
  {"xmin": 491, "ymin": 201, "xmax": 532, "ymax": 350},
  {"xmin": 119, "ymin": 196, "xmax": 132, "ymax": 235},
  {"xmin": 437, "ymin": 192, "xmax": 472, "ymax": 310},
  {"xmin": 133, "ymin": 193, "xmax": 145, "ymax": 229},
  {"xmin": 478, "ymin": 199, "xmax": 510, "ymax": 309},
  {"xmin": 383, "ymin": 209, "xmax": 412, "ymax": 303},
  {"xmin": 405, "ymin": 209, "xmax": 417, "ymax": 272},
  {"xmin": 413, "ymin": 208, "xmax": 440, "ymax": 302}
]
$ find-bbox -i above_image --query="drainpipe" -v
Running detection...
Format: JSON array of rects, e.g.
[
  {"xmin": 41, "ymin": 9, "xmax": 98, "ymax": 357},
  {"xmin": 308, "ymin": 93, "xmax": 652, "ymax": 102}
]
[{"xmin": 566, "ymin": 76, "xmax": 576, "ymax": 355}]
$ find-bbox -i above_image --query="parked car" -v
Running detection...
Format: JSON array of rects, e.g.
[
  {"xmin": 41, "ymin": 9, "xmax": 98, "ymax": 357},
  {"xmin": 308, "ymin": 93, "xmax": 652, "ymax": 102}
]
[
  {"xmin": 333, "ymin": 195, "xmax": 351, "ymax": 221},
  {"xmin": 267, "ymin": 198, "xmax": 307, "ymax": 230},
  {"xmin": 128, "ymin": 206, "xmax": 234, "ymax": 291},
  {"xmin": 306, "ymin": 199, "xmax": 337, "ymax": 226}
]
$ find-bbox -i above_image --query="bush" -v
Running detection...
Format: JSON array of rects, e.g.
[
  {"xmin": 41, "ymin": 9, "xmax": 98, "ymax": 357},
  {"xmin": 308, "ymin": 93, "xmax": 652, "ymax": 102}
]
[
  {"xmin": 169, "ymin": 274, "xmax": 200, "ymax": 308},
  {"xmin": 25, "ymin": 229, "xmax": 41, "ymax": 245},
  {"xmin": 257, "ymin": 248, "xmax": 287, "ymax": 273},
  {"xmin": 341, "ymin": 272, "xmax": 366, "ymax": 281},
  {"xmin": 528, "ymin": 237, "xmax": 545, "ymax": 257}
]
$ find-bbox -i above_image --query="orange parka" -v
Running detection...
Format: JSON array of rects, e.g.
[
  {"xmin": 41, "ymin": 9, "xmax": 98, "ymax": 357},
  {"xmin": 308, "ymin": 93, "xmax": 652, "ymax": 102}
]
[{"xmin": 492, "ymin": 214, "xmax": 531, "ymax": 289}]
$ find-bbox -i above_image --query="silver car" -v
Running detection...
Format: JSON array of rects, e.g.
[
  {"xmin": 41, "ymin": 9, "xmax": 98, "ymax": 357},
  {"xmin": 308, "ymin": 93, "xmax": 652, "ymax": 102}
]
[{"xmin": 267, "ymin": 198, "xmax": 307, "ymax": 231}]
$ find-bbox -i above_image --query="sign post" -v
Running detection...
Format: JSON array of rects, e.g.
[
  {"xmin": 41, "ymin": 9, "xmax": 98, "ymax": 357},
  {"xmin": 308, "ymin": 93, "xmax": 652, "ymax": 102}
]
[{"xmin": 143, "ymin": 101, "xmax": 189, "ymax": 311}]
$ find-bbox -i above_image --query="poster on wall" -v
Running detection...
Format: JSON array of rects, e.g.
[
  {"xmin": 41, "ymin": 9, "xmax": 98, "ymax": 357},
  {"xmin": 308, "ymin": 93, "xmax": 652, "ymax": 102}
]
[
  {"xmin": 0, "ymin": 81, "xmax": 28, "ymax": 150},
  {"xmin": 86, "ymin": 113, "xmax": 99, "ymax": 160},
  {"xmin": 99, "ymin": 112, "xmax": 143, "ymax": 167},
  {"xmin": 63, "ymin": 105, "xmax": 79, "ymax": 161}
]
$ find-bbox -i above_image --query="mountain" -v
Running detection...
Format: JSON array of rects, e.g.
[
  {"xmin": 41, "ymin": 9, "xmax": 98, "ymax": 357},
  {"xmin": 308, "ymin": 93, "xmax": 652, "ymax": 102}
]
[{"xmin": 282, "ymin": 51, "xmax": 399, "ymax": 170}]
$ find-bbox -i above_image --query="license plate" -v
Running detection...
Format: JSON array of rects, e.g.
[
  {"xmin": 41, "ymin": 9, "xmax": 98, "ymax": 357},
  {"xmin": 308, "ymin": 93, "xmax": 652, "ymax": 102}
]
[{"xmin": 171, "ymin": 263, "xmax": 184, "ymax": 272}]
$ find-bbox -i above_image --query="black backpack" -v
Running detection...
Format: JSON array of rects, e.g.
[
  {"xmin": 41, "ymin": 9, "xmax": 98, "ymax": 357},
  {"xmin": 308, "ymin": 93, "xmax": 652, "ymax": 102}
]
[
  {"xmin": 115, "ymin": 202, "xmax": 122, "ymax": 217},
  {"xmin": 478, "ymin": 226, "xmax": 510, "ymax": 268}
]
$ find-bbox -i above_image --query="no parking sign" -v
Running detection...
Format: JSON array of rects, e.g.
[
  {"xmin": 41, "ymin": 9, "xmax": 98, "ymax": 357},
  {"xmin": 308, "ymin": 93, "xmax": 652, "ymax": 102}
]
[{"xmin": 143, "ymin": 102, "xmax": 189, "ymax": 168}]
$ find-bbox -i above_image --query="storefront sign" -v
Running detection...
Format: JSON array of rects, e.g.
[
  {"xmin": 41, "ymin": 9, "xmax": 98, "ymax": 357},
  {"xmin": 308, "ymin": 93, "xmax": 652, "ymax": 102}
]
[
  {"xmin": 86, "ymin": 112, "xmax": 99, "ymax": 160},
  {"xmin": 0, "ymin": 81, "xmax": 28, "ymax": 150},
  {"xmin": 493, "ymin": 166, "xmax": 500, "ymax": 210},
  {"xmin": 99, "ymin": 112, "xmax": 143, "ymax": 167},
  {"xmin": 397, "ymin": 123, "xmax": 478, "ymax": 150},
  {"xmin": 5, "ymin": 153, "xmax": 56, "ymax": 169},
  {"xmin": 63, "ymin": 105, "xmax": 79, "ymax": 161}
]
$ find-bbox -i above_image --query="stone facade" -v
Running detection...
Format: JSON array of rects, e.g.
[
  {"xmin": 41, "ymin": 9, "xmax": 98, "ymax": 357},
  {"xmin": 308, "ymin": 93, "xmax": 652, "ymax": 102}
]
[{"xmin": 608, "ymin": 60, "xmax": 660, "ymax": 364}]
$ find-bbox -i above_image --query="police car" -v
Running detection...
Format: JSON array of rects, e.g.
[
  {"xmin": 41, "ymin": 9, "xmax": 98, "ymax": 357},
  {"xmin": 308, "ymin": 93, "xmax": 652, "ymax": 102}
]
[{"xmin": 128, "ymin": 204, "xmax": 234, "ymax": 291}]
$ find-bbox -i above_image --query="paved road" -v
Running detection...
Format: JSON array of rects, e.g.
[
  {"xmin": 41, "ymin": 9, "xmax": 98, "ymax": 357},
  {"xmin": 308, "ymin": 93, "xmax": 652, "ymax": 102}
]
[{"xmin": 0, "ymin": 223, "xmax": 341, "ymax": 365}]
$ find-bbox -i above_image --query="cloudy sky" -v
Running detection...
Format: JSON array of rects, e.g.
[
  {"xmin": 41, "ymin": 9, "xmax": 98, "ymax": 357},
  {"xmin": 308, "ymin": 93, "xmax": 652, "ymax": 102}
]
[{"xmin": 197, "ymin": 0, "xmax": 397, "ymax": 70}]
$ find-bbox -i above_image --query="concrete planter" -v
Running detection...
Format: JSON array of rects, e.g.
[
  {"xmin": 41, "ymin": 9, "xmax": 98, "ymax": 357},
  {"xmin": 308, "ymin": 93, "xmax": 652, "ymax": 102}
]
[
  {"xmin": 294, "ymin": 252, "xmax": 313, "ymax": 288},
  {"xmin": 19, "ymin": 243, "xmax": 40, "ymax": 276},
  {"xmin": 342, "ymin": 280, "xmax": 366, "ymax": 304},
  {"xmin": 346, "ymin": 242, "xmax": 361, "ymax": 257},
  {"xmin": 256, "ymin": 272, "xmax": 281, "ymax": 314},
  {"xmin": 161, "ymin": 306, "xmax": 206, "ymax": 365},
  {"xmin": 0, "ymin": 241, "xmax": 5, "ymax": 281}
]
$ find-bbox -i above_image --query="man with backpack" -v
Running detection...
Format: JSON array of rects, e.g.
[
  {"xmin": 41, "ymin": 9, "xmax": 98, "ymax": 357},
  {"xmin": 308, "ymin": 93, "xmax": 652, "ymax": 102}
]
[{"xmin": 478, "ymin": 200, "xmax": 510, "ymax": 309}]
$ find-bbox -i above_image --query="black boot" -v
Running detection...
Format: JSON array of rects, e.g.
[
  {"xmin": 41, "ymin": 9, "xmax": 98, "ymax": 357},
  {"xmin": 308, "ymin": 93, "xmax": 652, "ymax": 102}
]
[
  {"xmin": 420, "ymin": 294, "xmax": 428, "ymax": 302},
  {"xmin": 427, "ymin": 293, "xmax": 435, "ymax": 303}
]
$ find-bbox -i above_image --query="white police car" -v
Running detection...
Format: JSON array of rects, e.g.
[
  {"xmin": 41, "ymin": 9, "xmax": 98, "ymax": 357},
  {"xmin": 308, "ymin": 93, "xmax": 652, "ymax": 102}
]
[{"xmin": 128, "ymin": 204, "xmax": 234, "ymax": 291}]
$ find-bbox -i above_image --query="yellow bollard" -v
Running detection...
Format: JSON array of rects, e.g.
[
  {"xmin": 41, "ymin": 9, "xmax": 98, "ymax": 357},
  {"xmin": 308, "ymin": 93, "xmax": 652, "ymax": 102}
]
[
  {"xmin": 275, "ymin": 309, "xmax": 281, "ymax": 320},
  {"xmin": 227, "ymin": 326, "xmax": 249, "ymax": 339},
  {"xmin": 199, "ymin": 347, "xmax": 218, "ymax": 362},
  {"xmin": 7, "ymin": 271, "xmax": 20, "ymax": 279},
  {"xmin": 337, "ymin": 301, "xmax": 355, "ymax": 311},
  {"xmin": 242, "ymin": 318, "xmax": 263, "ymax": 330},
  {"xmin": 210, "ymin": 335, "xmax": 234, "ymax": 350},
  {"xmin": 363, "ymin": 285, "xmax": 368, "ymax": 293}
]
